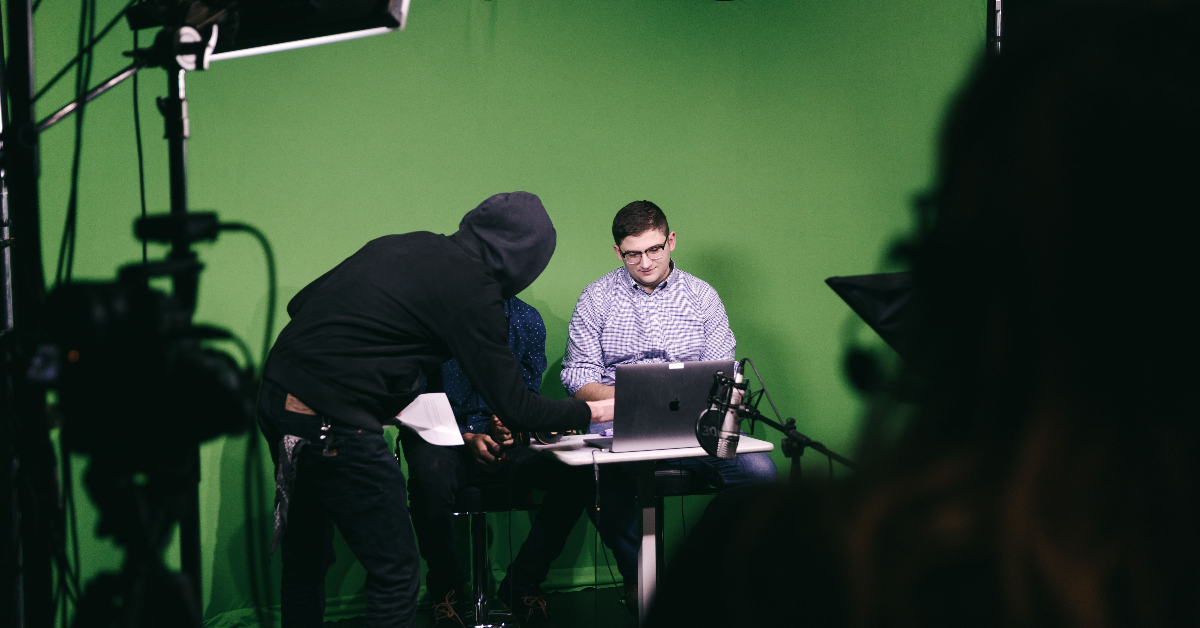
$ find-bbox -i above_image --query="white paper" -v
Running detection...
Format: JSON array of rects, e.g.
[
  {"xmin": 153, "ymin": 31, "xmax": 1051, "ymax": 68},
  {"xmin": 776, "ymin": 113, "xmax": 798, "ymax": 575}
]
[{"xmin": 394, "ymin": 393, "xmax": 464, "ymax": 446}]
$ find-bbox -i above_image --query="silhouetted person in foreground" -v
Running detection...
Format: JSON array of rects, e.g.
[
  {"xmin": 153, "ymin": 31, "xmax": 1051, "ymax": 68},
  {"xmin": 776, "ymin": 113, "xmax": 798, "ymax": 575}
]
[{"xmin": 648, "ymin": 4, "xmax": 1200, "ymax": 627}]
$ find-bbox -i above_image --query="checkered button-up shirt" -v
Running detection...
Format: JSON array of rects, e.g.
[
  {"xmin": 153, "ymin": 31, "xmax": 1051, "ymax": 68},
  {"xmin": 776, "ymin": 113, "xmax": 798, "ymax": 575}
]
[{"xmin": 561, "ymin": 263, "xmax": 736, "ymax": 394}]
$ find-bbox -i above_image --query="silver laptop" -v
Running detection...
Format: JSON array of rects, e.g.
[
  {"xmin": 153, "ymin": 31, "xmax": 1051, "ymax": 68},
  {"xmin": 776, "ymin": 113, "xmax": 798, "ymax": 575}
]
[{"xmin": 585, "ymin": 359, "xmax": 737, "ymax": 453}]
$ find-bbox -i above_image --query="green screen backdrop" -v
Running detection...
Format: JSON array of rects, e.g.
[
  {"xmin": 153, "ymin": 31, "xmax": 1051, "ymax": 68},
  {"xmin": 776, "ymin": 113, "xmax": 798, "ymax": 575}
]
[{"xmin": 22, "ymin": 0, "xmax": 982, "ymax": 624}]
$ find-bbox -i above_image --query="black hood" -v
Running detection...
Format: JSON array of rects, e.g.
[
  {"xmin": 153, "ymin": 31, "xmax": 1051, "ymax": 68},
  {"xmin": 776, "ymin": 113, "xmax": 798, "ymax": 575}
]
[{"xmin": 448, "ymin": 192, "xmax": 557, "ymax": 299}]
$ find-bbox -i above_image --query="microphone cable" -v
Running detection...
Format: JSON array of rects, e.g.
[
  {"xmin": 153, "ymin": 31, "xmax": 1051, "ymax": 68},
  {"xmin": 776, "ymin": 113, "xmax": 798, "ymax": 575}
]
[
  {"xmin": 677, "ymin": 458, "xmax": 687, "ymax": 538},
  {"xmin": 742, "ymin": 358, "xmax": 784, "ymax": 423},
  {"xmin": 132, "ymin": 28, "xmax": 147, "ymax": 271},
  {"xmin": 744, "ymin": 357, "xmax": 844, "ymax": 479},
  {"xmin": 592, "ymin": 449, "xmax": 599, "ymax": 628}
]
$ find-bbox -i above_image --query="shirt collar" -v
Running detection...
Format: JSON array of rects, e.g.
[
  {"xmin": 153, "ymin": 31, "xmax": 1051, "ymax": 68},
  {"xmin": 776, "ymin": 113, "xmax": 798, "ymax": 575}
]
[{"xmin": 625, "ymin": 260, "xmax": 676, "ymax": 294}]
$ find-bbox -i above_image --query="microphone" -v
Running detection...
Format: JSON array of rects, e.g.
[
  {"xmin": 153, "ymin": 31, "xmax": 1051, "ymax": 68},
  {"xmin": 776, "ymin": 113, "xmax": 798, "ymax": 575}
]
[
  {"xmin": 696, "ymin": 362, "xmax": 745, "ymax": 459},
  {"xmin": 715, "ymin": 364, "xmax": 743, "ymax": 459}
]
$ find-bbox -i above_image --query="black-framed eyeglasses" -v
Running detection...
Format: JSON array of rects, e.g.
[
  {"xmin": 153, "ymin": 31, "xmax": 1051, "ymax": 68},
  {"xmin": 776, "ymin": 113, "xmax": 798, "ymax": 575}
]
[{"xmin": 620, "ymin": 240, "xmax": 668, "ymax": 265}]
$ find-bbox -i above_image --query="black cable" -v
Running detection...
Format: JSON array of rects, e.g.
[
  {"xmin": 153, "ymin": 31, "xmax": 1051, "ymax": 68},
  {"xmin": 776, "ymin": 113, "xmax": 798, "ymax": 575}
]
[
  {"xmin": 47, "ymin": 1, "xmax": 96, "ymax": 615},
  {"xmin": 213, "ymin": 222, "xmax": 277, "ymax": 627},
  {"xmin": 678, "ymin": 459, "xmax": 687, "ymax": 538},
  {"xmin": 742, "ymin": 358, "xmax": 784, "ymax": 423},
  {"xmin": 18, "ymin": 462, "xmax": 80, "ymax": 625},
  {"xmin": 243, "ymin": 421, "xmax": 272, "ymax": 628},
  {"xmin": 62, "ymin": 447, "xmax": 81, "ymax": 598},
  {"xmin": 226, "ymin": 328, "xmax": 271, "ymax": 628},
  {"xmin": 132, "ymin": 29, "xmax": 148, "ymax": 270},
  {"xmin": 592, "ymin": 450, "xmax": 599, "ymax": 628},
  {"xmin": 54, "ymin": 0, "xmax": 96, "ymax": 287},
  {"xmin": 216, "ymin": 335, "xmax": 255, "ymax": 373},
  {"xmin": 217, "ymin": 222, "xmax": 277, "ymax": 369},
  {"xmin": 53, "ymin": 0, "xmax": 88, "ymax": 285},
  {"xmin": 57, "ymin": 446, "xmax": 69, "ymax": 628},
  {"xmin": 593, "ymin": 516, "xmax": 598, "ymax": 628},
  {"xmin": 52, "ymin": 443, "xmax": 83, "ymax": 628},
  {"xmin": 597, "ymin": 532, "xmax": 617, "ymax": 605},
  {"xmin": 33, "ymin": 0, "xmax": 138, "ymax": 102},
  {"xmin": 507, "ymin": 509, "xmax": 513, "ymax": 615},
  {"xmin": 744, "ymin": 358, "xmax": 842, "ymax": 477},
  {"xmin": 242, "ymin": 390, "xmax": 263, "ymax": 626}
]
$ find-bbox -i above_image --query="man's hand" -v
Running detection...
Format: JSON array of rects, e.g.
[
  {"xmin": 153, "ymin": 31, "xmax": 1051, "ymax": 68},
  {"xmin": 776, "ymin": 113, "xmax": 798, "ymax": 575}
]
[
  {"xmin": 586, "ymin": 398, "xmax": 615, "ymax": 423},
  {"xmin": 489, "ymin": 416, "xmax": 514, "ymax": 446},
  {"xmin": 463, "ymin": 433, "xmax": 504, "ymax": 471}
]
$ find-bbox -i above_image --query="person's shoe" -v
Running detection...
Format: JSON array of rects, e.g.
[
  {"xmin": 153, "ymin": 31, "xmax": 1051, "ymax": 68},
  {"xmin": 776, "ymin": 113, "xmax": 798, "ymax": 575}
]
[
  {"xmin": 497, "ymin": 579, "xmax": 556, "ymax": 627},
  {"xmin": 430, "ymin": 590, "xmax": 467, "ymax": 627}
]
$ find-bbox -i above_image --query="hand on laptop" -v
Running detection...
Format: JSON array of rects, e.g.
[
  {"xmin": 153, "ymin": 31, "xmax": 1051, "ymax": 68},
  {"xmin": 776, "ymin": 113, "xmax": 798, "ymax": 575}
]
[
  {"xmin": 489, "ymin": 416, "xmax": 514, "ymax": 446},
  {"xmin": 463, "ymin": 433, "xmax": 505, "ymax": 470},
  {"xmin": 587, "ymin": 398, "xmax": 615, "ymax": 423}
]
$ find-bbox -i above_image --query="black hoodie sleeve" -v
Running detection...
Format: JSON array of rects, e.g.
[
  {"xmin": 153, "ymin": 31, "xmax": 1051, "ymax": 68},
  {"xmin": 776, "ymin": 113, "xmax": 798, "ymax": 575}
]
[{"xmin": 442, "ymin": 297, "xmax": 591, "ymax": 433}]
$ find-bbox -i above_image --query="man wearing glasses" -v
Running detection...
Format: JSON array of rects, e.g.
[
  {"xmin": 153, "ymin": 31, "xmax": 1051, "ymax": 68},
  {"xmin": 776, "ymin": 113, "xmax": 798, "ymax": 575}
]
[{"xmin": 561, "ymin": 200, "xmax": 777, "ymax": 609}]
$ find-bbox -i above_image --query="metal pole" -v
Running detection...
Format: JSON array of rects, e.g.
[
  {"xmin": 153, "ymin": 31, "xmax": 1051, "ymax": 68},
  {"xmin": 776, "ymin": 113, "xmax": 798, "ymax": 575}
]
[
  {"xmin": 2, "ymin": 0, "xmax": 56, "ymax": 624},
  {"xmin": 161, "ymin": 68, "xmax": 200, "ymax": 310},
  {"xmin": 36, "ymin": 59, "xmax": 150, "ymax": 133},
  {"xmin": 986, "ymin": 0, "xmax": 1002, "ymax": 57},
  {"xmin": 157, "ymin": 66, "xmax": 204, "ymax": 610}
]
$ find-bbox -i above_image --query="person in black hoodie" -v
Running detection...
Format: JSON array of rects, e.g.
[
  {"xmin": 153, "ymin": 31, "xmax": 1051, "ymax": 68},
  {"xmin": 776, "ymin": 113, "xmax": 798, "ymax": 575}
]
[{"xmin": 257, "ymin": 192, "xmax": 615, "ymax": 628}]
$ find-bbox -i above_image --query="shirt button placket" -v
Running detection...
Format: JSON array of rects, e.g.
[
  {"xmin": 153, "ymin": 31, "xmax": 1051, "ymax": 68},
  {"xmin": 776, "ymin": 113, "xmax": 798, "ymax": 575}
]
[{"xmin": 651, "ymin": 291, "xmax": 664, "ymax": 349}]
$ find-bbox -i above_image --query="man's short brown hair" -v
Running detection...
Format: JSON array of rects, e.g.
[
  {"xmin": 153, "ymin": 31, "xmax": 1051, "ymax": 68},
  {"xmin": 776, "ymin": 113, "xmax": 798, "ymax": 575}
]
[{"xmin": 612, "ymin": 201, "xmax": 669, "ymax": 244}]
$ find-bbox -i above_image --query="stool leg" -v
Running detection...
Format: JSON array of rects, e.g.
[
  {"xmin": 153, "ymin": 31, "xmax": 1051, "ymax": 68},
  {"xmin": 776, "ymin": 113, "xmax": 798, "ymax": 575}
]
[
  {"xmin": 472, "ymin": 512, "xmax": 489, "ymax": 626},
  {"xmin": 655, "ymin": 495, "xmax": 665, "ymax": 575},
  {"xmin": 636, "ymin": 461, "xmax": 657, "ymax": 627}
]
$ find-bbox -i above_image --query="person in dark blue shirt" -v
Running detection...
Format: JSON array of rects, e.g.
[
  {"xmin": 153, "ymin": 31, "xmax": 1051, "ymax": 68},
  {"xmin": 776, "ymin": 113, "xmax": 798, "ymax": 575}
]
[
  {"xmin": 435, "ymin": 297, "xmax": 549, "ymax": 437},
  {"xmin": 399, "ymin": 297, "xmax": 591, "ymax": 627}
]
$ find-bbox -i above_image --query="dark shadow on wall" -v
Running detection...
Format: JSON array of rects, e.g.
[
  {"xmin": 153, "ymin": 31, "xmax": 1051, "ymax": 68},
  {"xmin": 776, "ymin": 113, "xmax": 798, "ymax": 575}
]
[
  {"xmin": 541, "ymin": 355, "xmax": 569, "ymax": 401},
  {"xmin": 206, "ymin": 432, "xmax": 280, "ymax": 620},
  {"xmin": 206, "ymin": 429, "xmax": 368, "ymax": 621},
  {"xmin": 683, "ymin": 245, "xmax": 815, "ymax": 471},
  {"xmin": 683, "ymin": 244, "xmax": 800, "ymax": 383}
]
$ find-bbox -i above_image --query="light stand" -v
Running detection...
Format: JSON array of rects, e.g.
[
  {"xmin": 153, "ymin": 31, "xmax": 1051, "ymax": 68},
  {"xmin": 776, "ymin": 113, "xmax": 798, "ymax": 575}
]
[
  {"xmin": 39, "ymin": 29, "xmax": 213, "ymax": 609},
  {"xmin": 159, "ymin": 58, "xmax": 205, "ymax": 602},
  {"xmin": 2, "ymin": 1, "xmax": 410, "ymax": 619},
  {"xmin": 752, "ymin": 413, "xmax": 856, "ymax": 484},
  {"xmin": 2, "ymin": 0, "xmax": 57, "ymax": 624}
]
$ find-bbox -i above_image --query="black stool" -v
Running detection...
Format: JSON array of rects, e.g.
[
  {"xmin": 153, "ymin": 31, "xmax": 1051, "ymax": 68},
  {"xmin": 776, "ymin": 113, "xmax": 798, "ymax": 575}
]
[{"xmin": 453, "ymin": 480, "xmax": 539, "ymax": 628}]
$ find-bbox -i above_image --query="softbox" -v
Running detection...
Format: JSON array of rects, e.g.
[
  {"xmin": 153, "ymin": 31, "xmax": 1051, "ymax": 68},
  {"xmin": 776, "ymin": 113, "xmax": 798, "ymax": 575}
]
[
  {"xmin": 127, "ymin": 0, "xmax": 410, "ymax": 61},
  {"xmin": 825, "ymin": 272, "xmax": 916, "ymax": 362}
]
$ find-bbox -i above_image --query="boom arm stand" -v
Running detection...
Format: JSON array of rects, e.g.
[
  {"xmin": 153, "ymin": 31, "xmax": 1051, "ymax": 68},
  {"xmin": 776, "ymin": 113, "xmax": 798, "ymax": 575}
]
[{"xmin": 711, "ymin": 371, "xmax": 857, "ymax": 483}]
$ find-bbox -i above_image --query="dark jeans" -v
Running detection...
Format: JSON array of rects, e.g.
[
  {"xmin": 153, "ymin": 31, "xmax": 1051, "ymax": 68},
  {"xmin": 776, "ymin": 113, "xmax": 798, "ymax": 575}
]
[
  {"xmin": 258, "ymin": 380, "xmax": 420, "ymax": 628},
  {"xmin": 399, "ymin": 429, "xmax": 593, "ymax": 598}
]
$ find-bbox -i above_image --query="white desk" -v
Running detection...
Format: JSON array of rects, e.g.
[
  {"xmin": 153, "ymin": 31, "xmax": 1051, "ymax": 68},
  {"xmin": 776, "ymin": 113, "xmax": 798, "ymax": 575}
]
[{"xmin": 529, "ymin": 434, "xmax": 774, "ymax": 624}]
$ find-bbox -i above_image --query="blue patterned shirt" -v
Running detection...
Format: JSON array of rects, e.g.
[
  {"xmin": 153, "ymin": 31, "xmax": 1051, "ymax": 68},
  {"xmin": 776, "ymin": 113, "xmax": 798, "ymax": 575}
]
[
  {"xmin": 561, "ymin": 263, "xmax": 736, "ymax": 395},
  {"xmin": 430, "ymin": 297, "xmax": 547, "ymax": 434}
]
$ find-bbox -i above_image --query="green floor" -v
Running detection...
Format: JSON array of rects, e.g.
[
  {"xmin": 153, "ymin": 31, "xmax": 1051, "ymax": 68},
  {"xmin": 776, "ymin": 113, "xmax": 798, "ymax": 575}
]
[{"xmin": 323, "ymin": 587, "xmax": 635, "ymax": 628}]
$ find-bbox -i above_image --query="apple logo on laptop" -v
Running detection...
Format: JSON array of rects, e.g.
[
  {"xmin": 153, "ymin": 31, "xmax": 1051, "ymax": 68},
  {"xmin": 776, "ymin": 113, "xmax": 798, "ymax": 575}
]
[{"xmin": 669, "ymin": 398, "xmax": 680, "ymax": 411}]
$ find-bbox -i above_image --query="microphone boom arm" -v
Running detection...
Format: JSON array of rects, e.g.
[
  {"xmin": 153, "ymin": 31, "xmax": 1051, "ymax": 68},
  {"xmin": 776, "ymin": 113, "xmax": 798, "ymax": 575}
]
[
  {"xmin": 740, "ymin": 409, "xmax": 857, "ymax": 471},
  {"xmin": 704, "ymin": 370, "xmax": 857, "ymax": 481}
]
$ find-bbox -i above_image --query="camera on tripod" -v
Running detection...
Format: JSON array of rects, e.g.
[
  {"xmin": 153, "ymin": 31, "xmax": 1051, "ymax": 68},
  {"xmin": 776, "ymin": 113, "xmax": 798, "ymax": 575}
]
[
  {"xmin": 42, "ymin": 277, "xmax": 252, "ymax": 466},
  {"xmin": 36, "ymin": 212, "xmax": 255, "ymax": 466}
]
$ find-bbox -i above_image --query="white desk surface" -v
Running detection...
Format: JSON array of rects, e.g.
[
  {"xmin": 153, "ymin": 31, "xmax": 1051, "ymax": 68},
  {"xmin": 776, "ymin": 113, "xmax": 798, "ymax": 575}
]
[{"xmin": 529, "ymin": 434, "xmax": 774, "ymax": 466}]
